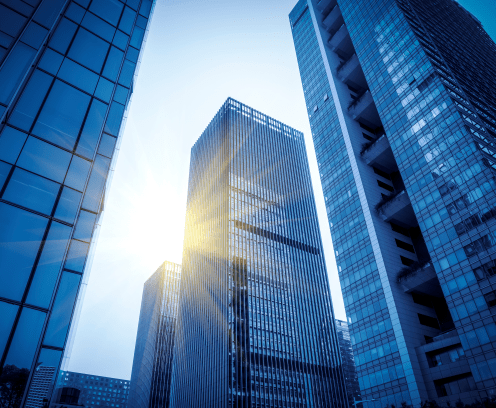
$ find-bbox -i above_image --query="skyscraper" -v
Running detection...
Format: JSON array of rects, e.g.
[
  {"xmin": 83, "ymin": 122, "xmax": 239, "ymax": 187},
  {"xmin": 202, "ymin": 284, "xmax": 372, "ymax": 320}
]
[
  {"xmin": 0, "ymin": 1, "xmax": 155, "ymax": 406},
  {"xmin": 170, "ymin": 98, "xmax": 348, "ymax": 408},
  {"xmin": 129, "ymin": 261, "xmax": 181, "ymax": 408},
  {"xmin": 335, "ymin": 319, "xmax": 359, "ymax": 406},
  {"xmin": 290, "ymin": 0, "xmax": 496, "ymax": 405}
]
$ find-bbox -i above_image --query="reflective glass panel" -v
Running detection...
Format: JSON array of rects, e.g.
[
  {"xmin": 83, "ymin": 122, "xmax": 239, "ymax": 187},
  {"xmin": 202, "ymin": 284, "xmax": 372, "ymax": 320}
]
[
  {"xmin": 112, "ymin": 29, "xmax": 128, "ymax": 50},
  {"xmin": 102, "ymin": 46, "xmax": 124, "ymax": 82},
  {"xmin": 104, "ymin": 102, "xmax": 125, "ymax": 136},
  {"xmin": 113, "ymin": 84, "xmax": 128, "ymax": 104},
  {"xmin": 33, "ymin": 0, "xmax": 66, "ymax": 28},
  {"xmin": 89, "ymin": 0, "xmax": 123, "ymax": 26},
  {"xmin": 65, "ymin": 1, "xmax": 85, "ymax": 24},
  {"xmin": 82, "ymin": 155, "xmax": 110, "ymax": 212},
  {"xmin": 20, "ymin": 22, "xmax": 48, "ymax": 49},
  {"xmin": 126, "ymin": 46, "xmax": 139, "ymax": 63},
  {"xmin": 0, "ymin": 161, "xmax": 11, "ymax": 190},
  {"xmin": 130, "ymin": 26, "xmax": 144, "ymax": 49},
  {"xmin": 82, "ymin": 11, "xmax": 115, "ymax": 41},
  {"xmin": 94, "ymin": 77, "xmax": 113, "ymax": 103},
  {"xmin": 118, "ymin": 59, "xmax": 135, "ymax": 88},
  {"xmin": 73, "ymin": 210, "xmax": 97, "ymax": 242},
  {"xmin": 0, "ymin": 127, "xmax": 27, "ymax": 164},
  {"xmin": 39, "ymin": 48, "xmax": 64, "ymax": 76},
  {"xmin": 0, "ymin": 301, "xmax": 18, "ymax": 359},
  {"xmin": 57, "ymin": 58, "xmax": 99, "ymax": 94},
  {"xmin": 48, "ymin": 18, "xmax": 77, "ymax": 55},
  {"xmin": 64, "ymin": 239, "xmax": 89, "ymax": 272},
  {"xmin": 118, "ymin": 6, "xmax": 135, "ymax": 34},
  {"xmin": 64, "ymin": 156, "xmax": 91, "ymax": 192},
  {"xmin": 68, "ymin": 28, "xmax": 109, "ymax": 73},
  {"xmin": 98, "ymin": 134, "xmax": 116, "ymax": 158},
  {"xmin": 0, "ymin": 4, "xmax": 27, "ymax": 37},
  {"xmin": 76, "ymin": 99, "xmax": 108, "ymax": 159},
  {"xmin": 54, "ymin": 187, "xmax": 82, "ymax": 224},
  {"xmin": 0, "ymin": 42, "xmax": 36, "ymax": 104}
]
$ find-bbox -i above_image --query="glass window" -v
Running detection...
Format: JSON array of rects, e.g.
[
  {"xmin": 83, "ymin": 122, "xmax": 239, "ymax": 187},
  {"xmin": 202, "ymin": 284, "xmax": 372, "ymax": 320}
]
[
  {"xmin": 38, "ymin": 48, "xmax": 64, "ymax": 75},
  {"xmin": 65, "ymin": 1, "xmax": 86, "ymax": 24},
  {"xmin": 118, "ymin": 59, "xmax": 135, "ymax": 88},
  {"xmin": 76, "ymin": 99, "xmax": 108, "ymax": 159},
  {"xmin": 112, "ymin": 30, "xmax": 128, "ymax": 50},
  {"xmin": 55, "ymin": 187, "xmax": 82, "ymax": 224},
  {"xmin": 48, "ymin": 18, "xmax": 77, "ymax": 55},
  {"xmin": 118, "ymin": 6, "xmax": 135, "ymax": 34},
  {"xmin": 64, "ymin": 239, "xmax": 89, "ymax": 272},
  {"xmin": 0, "ymin": 301, "xmax": 18, "ymax": 359},
  {"xmin": 0, "ymin": 5, "xmax": 27, "ymax": 37},
  {"xmin": 130, "ymin": 26, "xmax": 144, "ymax": 49},
  {"xmin": 3, "ymin": 168, "xmax": 60, "ymax": 215},
  {"xmin": 82, "ymin": 155, "xmax": 110, "ymax": 212},
  {"xmin": 33, "ymin": 80, "xmax": 91, "ymax": 150},
  {"xmin": 0, "ymin": 42, "xmax": 36, "ymax": 104},
  {"xmin": 90, "ymin": 0, "xmax": 123, "ymax": 26},
  {"xmin": 33, "ymin": 0, "xmax": 66, "ymax": 27},
  {"xmin": 82, "ymin": 11, "xmax": 115, "ymax": 42},
  {"xmin": 113, "ymin": 85, "xmax": 128, "ymax": 105},
  {"xmin": 139, "ymin": 0, "xmax": 152, "ymax": 17},
  {"xmin": 68, "ymin": 28, "xmax": 110, "ymax": 73},
  {"xmin": 8, "ymin": 69, "xmax": 53, "ymax": 131},
  {"xmin": 58, "ymin": 58, "xmax": 99, "ymax": 94},
  {"xmin": 126, "ymin": 0, "xmax": 140, "ymax": 11},
  {"xmin": 21, "ymin": 22, "xmax": 48, "ymax": 49},
  {"xmin": 126, "ymin": 46, "xmax": 139, "ymax": 63},
  {"xmin": 0, "ymin": 127, "xmax": 27, "ymax": 164},
  {"xmin": 65, "ymin": 156, "xmax": 91, "ymax": 192},
  {"xmin": 17, "ymin": 137, "xmax": 72, "ymax": 183},
  {"xmin": 43, "ymin": 271, "xmax": 81, "ymax": 347},
  {"xmin": 104, "ymin": 102, "xmax": 125, "ymax": 136},
  {"xmin": 26, "ymin": 222, "xmax": 72, "ymax": 308},
  {"xmin": 102, "ymin": 46, "xmax": 124, "ymax": 82},
  {"xmin": 94, "ymin": 77, "xmax": 114, "ymax": 104},
  {"xmin": 136, "ymin": 15, "xmax": 147, "ymax": 29},
  {"xmin": 0, "ymin": 161, "xmax": 11, "ymax": 190},
  {"xmin": 74, "ymin": 210, "xmax": 97, "ymax": 242},
  {"xmin": 98, "ymin": 134, "xmax": 116, "ymax": 158}
]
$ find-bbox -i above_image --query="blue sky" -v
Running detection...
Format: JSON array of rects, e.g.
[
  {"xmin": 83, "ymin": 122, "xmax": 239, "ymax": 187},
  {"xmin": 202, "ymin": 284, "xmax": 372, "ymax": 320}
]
[{"xmin": 68, "ymin": 0, "xmax": 496, "ymax": 380}]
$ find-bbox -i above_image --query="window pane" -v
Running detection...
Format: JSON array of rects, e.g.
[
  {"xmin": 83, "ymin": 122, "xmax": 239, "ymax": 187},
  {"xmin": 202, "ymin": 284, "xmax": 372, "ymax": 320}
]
[
  {"xmin": 118, "ymin": 6, "xmax": 135, "ymax": 34},
  {"xmin": 102, "ymin": 46, "xmax": 124, "ymax": 82},
  {"xmin": 94, "ymin": 77, "xmax": 113, "ymax": 103},
  {"xmin": 118, "ymin": 59, "xmax": 135, "ymax": 88},
  {"xmin": 58, "ymin": 58, "xmax": 99, "ymax": 94},
  {"xmin": 0, "ymin": 301, "xmax": 18, "ymax": 359},
  {"xmin": 126, "ymin": 46, "xmax": 139, "ymax": 63},
  {"xmin": 82, "ymin": 155, "xmax": 110, "ymax": 212},
  {"xmin": 68, "ymin": 28, "xmax": 109, "ymax": 73},
  {"xmin": 48, "ymin": 18, "xmax": 77, "ymax": 55},
  {"xmin": 90, "ymin": 0, "xmax": 124, "ymax": 26},
  {"xmin": 17, "ymin": 137, "xmax": 72, "ymax": 183},
  {"xmin": 33, "ymin": 0, "xmax": 66, "ymax": 28},
  {"xmin": 65, "ymin": 1, "xmax": 85, "ymax": 24},
  {"xmin": 104, "ymin": 102, "xmax": 125, "ymax": 136},
  {"xmin": 65, "ymin": 156, "xmax": 91, "ymax": 192},
  {"xmin": 139, "ymin": 0, "xmax": 152, "ymax": 17},
  {"xmin": 136, "ymin": 15, "xmax": 147, "ymax": 29},
  {"xmin": 7, "ymin": 69, "xmax": 53, "ymax": 131},
  {"xmin": 126, "ymin": 0, "xmax": 140, "ymax": 11},
  {"xmin": 54, "ymin": 187, "xmax": 82, "ymax": 224},
  {"xmin": 0, "ymin": 127, "xmax": 27, "ymax": 164},
  {"xmin": 0, "ymin": 42, "xmax": 36, "ymax": 104},
  {"xmin": 0, "ymin": 5, "xmax": 27, "ymax": 37},
  {"xmin": 130, "ymin": 26, "xmax": 144, "ymax": 49},
  {"xmin": 112, "ymin": 30, "xmax": 128, "ymax": 50},
  {"xmin": 25, "ymin": 348, "xmax": 62, "ymax": 407},
  {"xmin": 76, "ymin": 99, "xmax": 108, "ymax": 159},
  {"xmin": 33, "ymin": 80, "xmax": 91, "ymax": 150},
  {"xmin": 98, "ymin": 134, "xmax": 116, "ymax": 158},
  {"xmin": 64, "ymin": 239, "xmax": 89, "ymax": 272},
  {"xmin": 26, "ymin": 222, "xmax": 72, "ymax": 308},
  {"xmin": 38, "ymin": 48, "xmax": 64, "ymax": 75},
  {"xmin": 82, "ymin": 11, "xmax": 115, "ymax": 41},
  {"xmin": 20, "ymin": 22, "xmax": 48, "ymax": 49},
  {"xmin": 43, "ymin": 271, "xmax": 81, "ymax": 348},
  {"xmin": 74, "ymin": 210, "xmax": 97, "ymax": 242},
  {"xmin": 113, "ymin": 85, "xmax": 128, "ymax": 105},
  {"xmin": 0, "ymin": 161, "xmax": 11, "ymax": 190}
]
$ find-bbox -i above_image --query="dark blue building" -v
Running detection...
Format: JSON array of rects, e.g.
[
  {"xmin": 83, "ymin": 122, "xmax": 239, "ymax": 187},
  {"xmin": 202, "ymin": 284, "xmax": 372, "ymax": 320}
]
[
  {"xmin": 290, "ymin": 0, "xmax": 496, "ymax": 405},
  {"xmin": 0, "ymin": 0, "xmax": 155, "ymax": 406},
  {"xmin": 170, "ymin": 98, "xmax": 348, "ymax": 408}
]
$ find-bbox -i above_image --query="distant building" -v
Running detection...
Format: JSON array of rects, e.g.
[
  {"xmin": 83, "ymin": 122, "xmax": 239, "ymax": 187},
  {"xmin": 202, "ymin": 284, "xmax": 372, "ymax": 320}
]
[
  {"xmin": 52, "ymin": 371, "xmax": 129, "ymax": 408},
  {"xmin": 128, "ymin": 262, "xmax": 181, "ymax": 408},
  {"xmin": 335, "ymin": 319, "xmax": 360, "ymax": 405},
  {"xmin": 25, "ymin": 366, "xmax": 57, "ymax": 408}
]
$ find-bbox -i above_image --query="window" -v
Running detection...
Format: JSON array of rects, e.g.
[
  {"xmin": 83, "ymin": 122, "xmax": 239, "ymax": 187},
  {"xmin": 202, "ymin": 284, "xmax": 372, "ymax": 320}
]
[
  {"xmin": 55, "ymin": 187, "xmax": 82, "ymax": 225},
  {"xmin": 95, "ymin": 77, "xmax": 114, "ymax": 102},
  {"xmin": 64, "ymin": 239, "xmax": 89, "ymax": 272},
  {"xmin": 98, "ymin": 134, "xmax": 117, "ymax": 158},
  {"xmin": 65, "ymin": 156, "xmax": 92, "ymax": 192},
  {"xmin": 0, "ymin": 161, "xmax": 11, "ymax": 190},
  {"xmin": 58, "ymin": 58, "xmax": 99, "ymax": 94},
  {"xmin": 118, "ymin": 7, "xmax": 136, "ymax": 34},
  {"xmin": 113, "ymin": 85, "xmax": 128, "ymax": 105},
  {"xmin": 21, "ymin": 22, "xmax": 48, "ymax": 49},
  {"xmin": 77, "ymin": 99, "xmax": 108, "ymax": 159},
  {"xmin": 0, "ymin": 301, "xmax": 18, "ymax": 359},
  {"xmin": 130, "ymin": 26, "xmax": 144, "ymax": 49},
  {"xmin": 81, "ymin": 12, "xmax": 115, "ymax": 42},
  {"xmin": 33, "ymin": 80, "xmax": 91, "ymax": 150},
  {"xmin": 0, "ymin": 42, "xmax": 36, "ymax": 104},
  {"xmin": 49, "ymin": 18, "xmax": 78, "ymax": 55},
  {"xmin": 104, "ymin": 102, "xmax": 125, "ymax": 136},
  {"xmin": 82, "ymin": 155, "xmax": 110, "ymax": 212},
  {"xmin": 126, "ymin": 47, "xmax": 139, "ymax": 63},
  {"xmin": 103, "ymin": 46, "xmax": 124, "ymax": 82},
  {"xmin": 90, "ymin": 0, "xmax": 124, "ymax": 26},
  {"xmin": 68, "ymin": 28, "xmax": 110, "ymax": 73},
  {"xmin": 112, "ymin": 30, "xmax": 129, "ymax": 50},
  {"xmin": 74, "ymin": 210, "xmax": 97, "ymax": 242},
  {"xmin": 0, "ymin": 127, "xmax": 27, "ymax": 164}
]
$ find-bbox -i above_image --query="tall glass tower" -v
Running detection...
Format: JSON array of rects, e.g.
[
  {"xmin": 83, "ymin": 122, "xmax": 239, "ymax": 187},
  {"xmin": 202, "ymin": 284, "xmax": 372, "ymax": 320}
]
[
  {"xmin": 290, "ymin": 0, "xmax": 496, "ymax": 405},
  {"xmin": 0, "ymin": 1, "xmax": 155, "ymax": 407},
  {"xmin": 170, "ymin": 98, "xmax": 348, "ymax": 408},
  {"xmin": 129, "ymin": 261, "xmax": 181, "ymax": 408}
]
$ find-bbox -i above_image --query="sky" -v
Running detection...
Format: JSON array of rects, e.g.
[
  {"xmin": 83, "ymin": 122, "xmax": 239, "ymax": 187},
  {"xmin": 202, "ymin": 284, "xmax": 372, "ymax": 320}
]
[{"xmin": 68, "ymin": 0, "xmax": 496, "ymax": 380}]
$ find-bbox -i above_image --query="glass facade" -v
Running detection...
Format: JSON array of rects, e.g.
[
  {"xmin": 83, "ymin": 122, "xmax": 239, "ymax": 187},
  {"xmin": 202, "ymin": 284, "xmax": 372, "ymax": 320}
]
[
  {"xmin": 0, "ymin": 0, "xmax": 155, "ymax": 407},
  {"xmin": 170, "ymin": 98, "xmax": 348, "ymax": 407},
  {"xmin": 335, "ymin": 319, "xmax": 360, "ymax": 406},
  {"xmin": 128, "ymin": 261, "xmax": 181, "ymax": 408},
  {"xmin": 52, "ymin": 370, "xmax": 129, "ymax": 407},
  {"xmin": 290, "ymin": 0, "xmax": 496, "ymax": 405}
]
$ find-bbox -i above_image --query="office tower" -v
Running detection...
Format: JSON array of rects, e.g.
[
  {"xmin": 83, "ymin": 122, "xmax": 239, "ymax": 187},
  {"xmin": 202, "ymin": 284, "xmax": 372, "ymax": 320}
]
[
  {"xmin": 290, "ymin": 0, "xmax": 496, "ymax": 405},
  {"xmin": 170, "ymin": 97, "xmax": 348, "ymax": 408},
  {"xmin": 0, "ymin": 1, "xmax": 155, "ymax": 407},
  {"xmin": 52, "ymin": 371, "xmax": 130, "ymax": 408},
  {"xmin": 129, "ymin": 261, "xmax": 181, "ymax": 408},
  {"xmin": 25, "ymin": 366, "xmax": 58, "ymax": 408},
  {"xmin": 335, "ymin": 319, "xmax": 360, "ymax": 406}
]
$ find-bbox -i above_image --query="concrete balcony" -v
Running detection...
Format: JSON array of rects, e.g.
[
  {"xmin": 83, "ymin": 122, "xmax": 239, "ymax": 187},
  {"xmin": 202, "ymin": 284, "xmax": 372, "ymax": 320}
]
[
  {"xmin": 376, "ymin": 190, "xmax": 418, "ymax": 227},
  {"xmin": 399, "ymin": 263, "xmax": 442, "ymax": 296},
  {"xmin": 360, "ymin": 134, "xmax": 398, "ymax": 173},
  {"xmin": 327, "ymin": 24, "xmax": 354, "ymax": 57},
  {"xmin": 316, "ymin": 0, "xmax": 337, "ymax": 11},
  {"xmin": 337, "ymin": 54, "xmax": 367, "ymax": 89},
  {"xmin": 348, "ymin": 90, "xmax": 382, "ymax": 128},
  {"xmin": 322, "ymin": 5, "xmax": 343, "ymax": 33}
]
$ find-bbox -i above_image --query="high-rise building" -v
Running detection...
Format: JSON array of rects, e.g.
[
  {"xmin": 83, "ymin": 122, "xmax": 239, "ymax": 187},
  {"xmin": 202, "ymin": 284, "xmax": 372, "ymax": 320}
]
[
  {"xmin": 335, "ymin": 319, "xmax": 360, "ymax": 406},
  {"xmin": 51, "ymin": 370, "xmax": 130, "ymax": 408},
  {"xmin": 290, "ymin": 0, "xmax": 496, "ymax": 406},
  {"xmin": 129, "ymin": 261, "xmax": 181, "ymax": 408},
  {"xmin": 25, "ymin": 365, "xmax": 58, "ymax": 408},
  {"xmin": 0, "ymin": 1, "xmax": 155, "ymax": 407},
  {"xmin": 170, "ymin": 97, "xmax": 348, "ymax": 408}
]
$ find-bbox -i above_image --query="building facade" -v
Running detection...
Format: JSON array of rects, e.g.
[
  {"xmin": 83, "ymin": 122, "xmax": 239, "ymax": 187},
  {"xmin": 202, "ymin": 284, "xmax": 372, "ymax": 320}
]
[
  {"xmin": 52, "ymin": 370, "xmax": 129, "ymax": 408},
  {"xmin": 335, "ymin": 319, "xmax": 360, "ymax": 406},
  {"xmin": 0, "ymin": 0, "xmax": 155, "ymax": 407},
  {"xmin": 290, "ymin": 0, "xmax": 496, "ymax": 405},
  {"xmin": 128, "ymin": 261, "xmax": 181, "ymax": 408},
  {"xmin": 170, "ymin": 98, "xmax": 348, "ymax": 408}
]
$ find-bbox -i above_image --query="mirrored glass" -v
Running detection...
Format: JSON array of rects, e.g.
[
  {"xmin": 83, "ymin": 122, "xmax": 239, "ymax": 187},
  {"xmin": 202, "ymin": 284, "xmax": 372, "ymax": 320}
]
[
  {"xmin": 24, "ymin": 347, "xmax": 62, "ymax": 406},
  {"xmin": 0, "ymin": 127, "xmax": 26, "ymax": 164},
  {"xmin": 112, "ymin": 30, "xmax": 128, "ymax": 50},
  {"xmin": 90, "ymin": 0, "xmax": 123, "ymax": 26},
  {"xmin": 126, "ymin": 46, "xmax": 139, "ymax": 63},
  {"xmin": 0, "ymin": 4, "xmax": 27, "ymax": 37},
  {"xmin": 64, "ymin": 156, "xmax": 91, "ymax": 192},
  {"xmin": 139, "ymin": 0, "xmax": 152, "ymax": 17},
  {"xmin": 98, "ymin": 134, "xmax": 116, "ymax": 158},
  {"xmin": 73, "ymin": 210, "xmax": 97, "ymax": 242},
  {"xmin": 76, "ymin": 99, "xmax": 108, "ymax": 159},
  {"xmin": 0, "ymin": 42, "xmax": 36, "ymax": 104},
  {"xmin": 136, "ymin": 15, "xmax": 147, "ymax": 29},
  {"xmin": 33, "ymin": 0, "xmax": 66, "ymax": 28},
  {"xmin": 126, "ymin": 0, "xmax": 140, "ymax": 11},
  {"xmin": 113, "ymin": 85, "xmax": 128, "ymax": 105},
  {"xmin": 33, "ymin": 80, "xmax": 91, "ymax": 150},
  {"xmin": 68, "ymin": 28, "xmax": 109, "ymax": 73},
  {"xmin": 48, "ymin": 18, "xmax": 77, "ymax": 55},
  {"xmin": 118, "ymin": 59, "xmax": 135, "ymax": 88},
  {"xmin": 3, "ymin": 168, "xmax": 60, "ymax": 215},
  {"xmin": 0, "ymin": 301, "xmax": 18, "ymax": 359},
  {"xmin": 38, "ymin": 48, "xmax": 64, "ymax": 75},
  {"xmin": 118, "ymin": 6, "xmax": 135, "ymax": 34},
  {"xmin": 104, "ymin": 102, "xmax": 125, "ymax": 136},
  {"xmin": 64, "ymin": 239, "xmax": 89, "ymax": 272},
  {"xmin": 58, "ymin": 58, "xmax": 99, "ymax": 94},
  {"xmin": 54, "ymin": 187, "xmax": 82, "ymax": 224},
  {"xmin": 20, "ymin": 22, "xmax": 48, "ymax": 49},
  {"xmin": 26, "ymin": 222, "xmax": 72, "ymax": 309},
  {"xmin": 82, "ymin": 154, "xmax": 110, "ymax": 212},
  {"xmin": 82, "ymin": 11, "xmax": 115, "ymax": 41},
  {"xmin": 65, "ymin": 1, "xmax": 85, "ymax": 24},
  {"xmin": 94, "ymin": 77, "xmax": 113, "ymax": 102},
  {"xmin": 102, "ymin": 46, "xmax": 124, "ymax": 82},
  {"xmin": 0, "ymin": 161, "xmax": 11, "ymax": 190}
]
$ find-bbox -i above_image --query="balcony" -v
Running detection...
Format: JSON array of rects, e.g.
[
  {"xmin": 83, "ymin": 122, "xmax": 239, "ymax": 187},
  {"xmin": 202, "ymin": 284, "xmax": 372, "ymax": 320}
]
[
  {"xmin": 348, "ymin": 90, "xmax": 382, "ymax": 128},
  {"xmin": 337, "ymin": 54, "xmax": 367, "ymax": 89},
  {"xmin": 316, "ymin": 0, "xmax": 337, "ymax": 11},
  {"xmin": 398, "ymin": 262, "xmax": 442, "ymax": 296},
  {"xmin": 322, "ymin": 5, "xmax": 343, "ymax": 33},
  {"xmin": 327, "ymin": 24, "xmax": 354, "ymax": 57},
  {"xmin": 376, "ymin": 190, "xmax": 418, "ymax": 227},
  {"xmin": 360, "ymin": 134, "xmax": 398, "ymax": 172}
]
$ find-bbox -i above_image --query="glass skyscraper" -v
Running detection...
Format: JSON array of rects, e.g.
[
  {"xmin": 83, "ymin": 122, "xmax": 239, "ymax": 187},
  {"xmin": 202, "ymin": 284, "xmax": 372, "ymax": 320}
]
[
  {"xmin": 335, "ymin": 319, "xmax": 359, "ymax": 406},
  {"xmin": 129, "ymin": 261, "xmax": 181, "ymax": 408},
  {"xmin": 170, "ymin": 98, "xmax": 348, "ymax": 408},
  {"xmin": 290, "ymin": 0, "xmax": 496, "ymax": 405},
  {"xmin": 0, "ymin": 0, "xmax": 155, "ymax": 406}
]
